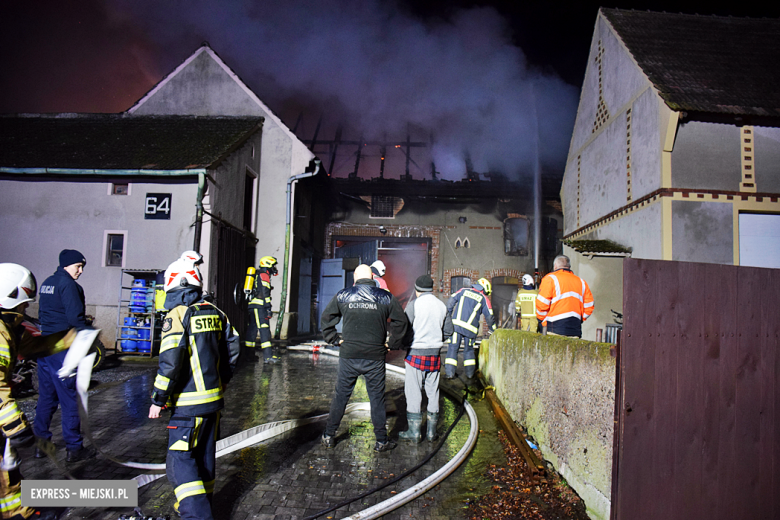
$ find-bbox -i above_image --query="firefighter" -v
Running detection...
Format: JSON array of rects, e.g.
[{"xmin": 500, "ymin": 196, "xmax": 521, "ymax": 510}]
[
  {"xmin": 515, "ymin": 274, "xmax": 539, "ymax": 332},
  {"xmin": 245, "ymin": 256, "xmax": 279, "ymax": 364},
  {"xmin": 444, "ymin": 277, "xmax": 496, "ymax": 380},
  {"xmin": 370, "ymin": 260, "xmax": 388, "ymax": 291},
  {"xmin": 536, "ymin": 255, "xmax": 594, "ymax": 338},
  {"xmin": 0, "ymin": 263, "xmax": 75, "ymax": 520},
  {"xmin": 148, "ymin": 256, "xmax": 240, "ymax": 520}
]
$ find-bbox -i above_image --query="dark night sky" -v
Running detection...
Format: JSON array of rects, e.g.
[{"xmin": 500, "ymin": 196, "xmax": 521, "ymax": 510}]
[{"xmin": 1, "ymin": 1, "xmax": 778, "ymax": 179}]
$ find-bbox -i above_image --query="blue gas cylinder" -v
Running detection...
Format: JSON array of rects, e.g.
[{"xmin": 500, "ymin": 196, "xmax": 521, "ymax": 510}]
[
  {"xmin": 120, "ymin": 316, "xmax": 138, "ymax": 352},
  {"xmin": 137, "ymin": 321, "xmax": 152, "ymax": 353},
  {"xmin": 130, "ymin": 279, "xmax": 149, "ymax": 312}
]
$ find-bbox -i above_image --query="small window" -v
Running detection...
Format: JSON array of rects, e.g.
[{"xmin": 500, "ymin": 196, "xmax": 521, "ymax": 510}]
[
  {"xmin": 504, "ymin": 217, "xmax": 530, "ymax": 256},
  {"xmin": 103, "ymin": 232, "xmax": 127, "ymax": 267},
  {"xmin": 455, "ymin": 238, "xmax": 462, "ymax": 249},
  {"xmin": 463, "ymin": 237, "xmax": 470, "ymax": 248},
  {"xmin": 451, "ymin": 276, "xmax": 470, "ymax": 295},
  {"xmin": 371, "ymin": 195, "xmax": 396, "ymax": 218},
  {"xmin": 111, "ymin": 183, "xmax": 129, "ymax": 195}
]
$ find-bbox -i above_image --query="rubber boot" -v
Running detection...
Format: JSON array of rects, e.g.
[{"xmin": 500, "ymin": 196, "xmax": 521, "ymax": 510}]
[
  {"xmin": 427, "ymin": 412, "xmax": 439, "ymax": 442},
  {"xmin": 398, "ymin": 412, "xmax": 423, "ymax": 444}
]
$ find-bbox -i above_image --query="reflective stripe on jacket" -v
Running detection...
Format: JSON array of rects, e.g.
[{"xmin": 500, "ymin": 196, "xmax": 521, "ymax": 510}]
[
  {"xmin": 447, "ymin": 287, "xmax": 496, "ymax": 338},
  {"xmin": 515, "ymin": 288, "xmax": 538, "ymax": 318},
  {"xmin": 152, "ymin": 300, "xmax": 240, "ymax": 416},
  {"xmin": 536, "ymin": 269, "xmax": 594, "ymax": 326}
]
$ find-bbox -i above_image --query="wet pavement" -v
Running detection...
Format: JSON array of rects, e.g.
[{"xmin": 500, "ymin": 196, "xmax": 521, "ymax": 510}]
[{"xmin": 16, "ymin": 345, "xmax": 507, "ymax": 519}]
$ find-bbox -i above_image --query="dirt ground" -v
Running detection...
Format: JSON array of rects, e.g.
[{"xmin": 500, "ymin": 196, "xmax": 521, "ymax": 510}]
[{"xmin": 467, "ymin": 431, "xmax": 591, "ymax": 520}]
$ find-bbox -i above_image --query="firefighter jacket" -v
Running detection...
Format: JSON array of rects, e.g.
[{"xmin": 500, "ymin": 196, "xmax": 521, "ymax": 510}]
[
  {"xmin": 152, "ymin": 298, "xmax": 240, "ymax": 416},
  {"xmin": 255, "ymin": 269, "xmax": 273, "ymax": 312},
  {"xmin": 536, "ymin": 269, "xmax": 594, "ymax": 337},
  {"xmin": 515, "ymin": 287, "xmax": 539, "ymax": 331},
  {"xmin": 320, "ymin": 279, "xmax": 407, "ymax": 361},
  {"xmin": 447, "ymin": 286, "xmax": 496, "ymax": 338},
  {"xmin": 0, "ymin": 310, "xmax": 74, "ymax": 439}
]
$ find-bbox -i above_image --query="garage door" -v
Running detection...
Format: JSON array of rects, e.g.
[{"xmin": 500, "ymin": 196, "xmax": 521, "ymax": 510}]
[{"xmin": 739, "ymin": 213, "xmax": 780, "ymax": 268}]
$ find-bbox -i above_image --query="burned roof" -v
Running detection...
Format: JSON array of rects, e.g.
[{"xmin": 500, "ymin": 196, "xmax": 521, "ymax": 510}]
[
  {"xmin": 0, "ymin": 114, "xmax": 263, "ymax": 171},
  {"xmin": 601, "ymin": 8, "xmax": 780, "ymax": 117}
]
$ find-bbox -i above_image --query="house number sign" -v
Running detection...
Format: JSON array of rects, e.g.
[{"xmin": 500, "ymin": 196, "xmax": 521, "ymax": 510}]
[{"xmin": 144, "ymin": 193, "xmax": 172, "ymax": 220}]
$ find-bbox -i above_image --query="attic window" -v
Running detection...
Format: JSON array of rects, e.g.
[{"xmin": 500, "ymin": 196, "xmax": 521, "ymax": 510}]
[{"xmin": 369, "ymin": 195, "xmax": 403, "ymax": 219}]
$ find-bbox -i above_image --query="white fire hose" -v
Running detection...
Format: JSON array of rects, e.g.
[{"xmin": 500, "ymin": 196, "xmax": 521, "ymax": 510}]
[{"xmin": 68, "ymin": 341, "xmax": 478, "ymax": 519}]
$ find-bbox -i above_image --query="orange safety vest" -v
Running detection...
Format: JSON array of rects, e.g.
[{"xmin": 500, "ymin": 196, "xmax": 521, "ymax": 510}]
[{"xmin": 535, "ymin": 269, "xmax": 594, "ymax": 326}]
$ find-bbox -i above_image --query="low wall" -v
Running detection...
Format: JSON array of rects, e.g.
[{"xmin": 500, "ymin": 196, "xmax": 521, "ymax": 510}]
[{"xmin": 480, "ymin": 330, "xmax": 616, "ymax": 520}]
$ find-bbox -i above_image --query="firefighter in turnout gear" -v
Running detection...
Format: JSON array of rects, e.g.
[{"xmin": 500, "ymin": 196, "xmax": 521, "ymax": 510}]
[
  {"xmin": 148, "ymin": 257, "xmax": 240, "ymax": 520},
  {"xmin": 515, "ymin": 274, "xmax": 539, "ymax": 332},
  {"xmin": 445, "ymin": 278, "xmax": 496, "ymax": 379},
  {"xmin": 0, "ymin": 263, "xmax": 75, "ymax": 520},
  {"xmin": 245, "ymin": 256, "xmax": 279, "ymax": 364}
]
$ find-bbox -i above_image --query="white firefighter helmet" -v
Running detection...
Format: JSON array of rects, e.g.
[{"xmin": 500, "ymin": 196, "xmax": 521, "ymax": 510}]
[
  {"xmin": 164, "ymin": 258, "xmax": 203, "ymax": 293},
  {"xmin": 522, "ymin": 274, "xmax": 534, "ymax": 287},
  {"xmin": 179, "ymin": 250, "xmax": 204, "ymax": 265},
  {"xmin": 371, "ymin": 260, "xmax": 386, "ymax": 277},
  {"xmin": 0, "ymin": 263, "xmax": 37, "ymax": 309}
]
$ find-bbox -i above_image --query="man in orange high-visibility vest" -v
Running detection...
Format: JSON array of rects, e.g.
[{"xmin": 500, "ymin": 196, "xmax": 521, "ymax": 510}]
[{"xmin": 536, "ymin": 255, "xmax": 594, "ymax": 338}]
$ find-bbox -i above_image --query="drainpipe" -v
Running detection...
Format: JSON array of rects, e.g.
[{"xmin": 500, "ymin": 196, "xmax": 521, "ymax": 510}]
[
  {"xmin": 274, "ymin": 159, "xmax": 322, "ymax": 339},
  {"xmin": 193, "ymin": 172, "xmax": 207, "ymax": 252}
]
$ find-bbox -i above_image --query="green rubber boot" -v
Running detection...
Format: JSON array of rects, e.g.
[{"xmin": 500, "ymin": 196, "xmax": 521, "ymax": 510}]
[
  {"xmin": 427, "ymin": 412, "xmax": 439, "ymax": 442},
  {"xmin": 399, "ymin": 412, "xmax": 423, "ymax": 444}
]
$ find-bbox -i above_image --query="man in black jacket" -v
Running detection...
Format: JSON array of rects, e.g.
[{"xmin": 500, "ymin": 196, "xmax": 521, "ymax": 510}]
[{"xmin": 320, "ymin": 264, "xmax": 407, "ymax": 452}]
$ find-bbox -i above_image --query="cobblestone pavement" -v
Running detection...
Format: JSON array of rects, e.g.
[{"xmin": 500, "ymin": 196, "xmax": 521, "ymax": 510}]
[{"xmin": 17, "ymin": 346, "xmax": 506, "ymax": 520}]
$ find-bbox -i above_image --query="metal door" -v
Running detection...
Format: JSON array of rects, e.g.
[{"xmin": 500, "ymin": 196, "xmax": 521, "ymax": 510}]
[
  {"xmin": 317, "ymin": 259, "xmax": 345, "ymax": 334},
  {"xmin": 297, "ymin": 256, "xmax": 313, "ymax": 334}
]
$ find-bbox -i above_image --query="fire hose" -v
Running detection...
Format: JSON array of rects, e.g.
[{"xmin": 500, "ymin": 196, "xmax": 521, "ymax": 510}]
[{"xmin": 62, "ymin": 340, "xmax": 478, "ymax": 519}]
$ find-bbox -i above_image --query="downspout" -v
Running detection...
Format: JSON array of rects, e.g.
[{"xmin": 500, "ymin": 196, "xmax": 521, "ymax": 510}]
[
  {"xmin": 274, "ymin": 158, "xmax": 322, "ymax": 339},
  {"xmin": 193, "ymin": 172, "xmax": 207, "ymax": 252}
]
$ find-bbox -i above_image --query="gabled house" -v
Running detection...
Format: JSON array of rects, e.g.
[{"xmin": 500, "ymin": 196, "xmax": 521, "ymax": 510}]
[
  {"xmin": 126, "ymin": 44, "xmax": 319, "ymax": 339},
  {"xmin": 0, "ymin": 113, "xmax": 263, "ymax": 342},
  {"xmin": 562, "ymin": 9, "xmax": 780, "ymax": 339}
]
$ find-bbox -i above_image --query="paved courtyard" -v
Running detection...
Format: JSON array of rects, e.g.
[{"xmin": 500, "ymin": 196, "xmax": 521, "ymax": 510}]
[{"xmin": 17, "ymin": 346, "xmax": 506, "ymax": 519}]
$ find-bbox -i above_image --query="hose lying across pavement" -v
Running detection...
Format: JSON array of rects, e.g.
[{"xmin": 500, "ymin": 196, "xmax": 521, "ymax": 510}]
[{"xmin": 80, "ymin": 342, "xmax": 479, "ymax": 518}]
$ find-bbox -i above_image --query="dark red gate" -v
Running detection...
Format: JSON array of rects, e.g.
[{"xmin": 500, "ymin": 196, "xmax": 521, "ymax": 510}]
[{"xmin": 613, "ymin": 258, "xmax": 779, "ymax": 520}]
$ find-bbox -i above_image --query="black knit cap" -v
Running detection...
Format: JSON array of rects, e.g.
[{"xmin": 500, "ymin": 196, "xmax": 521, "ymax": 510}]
[
  {"xmin": 59, "ymin": 249, "xmax": 86, "ymax": 268},
  {"xmin": 414, "ymin": 274, "xmax": 434, "ymax": 292}
]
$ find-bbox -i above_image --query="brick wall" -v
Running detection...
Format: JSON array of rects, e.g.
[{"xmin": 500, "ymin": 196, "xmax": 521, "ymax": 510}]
[
  {"xmin": 325, "ymin": 222, "xmax": 443, "ymax": 288},
  {"xmin": 441, "ymin": 267, "xmax": 480, "ymax": 296}
]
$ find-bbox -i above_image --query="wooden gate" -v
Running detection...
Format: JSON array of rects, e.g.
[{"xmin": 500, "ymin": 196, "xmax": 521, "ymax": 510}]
[{"xmin": 612, "ymin": 258, "xmax": 779, "ymax": 520}]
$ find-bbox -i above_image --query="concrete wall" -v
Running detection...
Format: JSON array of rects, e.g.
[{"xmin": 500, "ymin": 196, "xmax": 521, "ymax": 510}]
[{"xmin": 480, "ymin": 330, "xmax": 616, "ymax": 520}]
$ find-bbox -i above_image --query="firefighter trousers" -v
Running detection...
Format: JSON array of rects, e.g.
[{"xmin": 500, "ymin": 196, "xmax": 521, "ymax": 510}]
[
  {"xmin": 0, "ymin": 463, "xmax": 33, "ymax": 519},
  {"xmin": 166, "ymin": 412, "xmax": 219, "ymax": 520},
  {"xmin": 445, "ymin": 332, "xmax": 476, "ymax": 378},
  {"xmin": 245, "ymin": 306, "xmax": 272, "ymax": 360}
]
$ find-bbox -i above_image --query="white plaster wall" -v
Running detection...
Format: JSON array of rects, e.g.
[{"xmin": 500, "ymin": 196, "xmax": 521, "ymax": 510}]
[
  {"xmin": 630, "ymin": 88, "xmax": 662, "ymax": 200},
  {"xmin": 579, "ymin": 113, "xmax": 629, "ymax": 226},
  {"xmin": 564, "ymin": 14, "xmax": 655, "ymax": 236},
  {"xmin": 586, "ymin": 202, "xmax": 664, "ymax": 260},
  {"xmin": 754, "ymin": 126, "xmax": 780, "ymax": 193},
  {"xmin": 0, "ymin": 178, "xmax": 199, "ymax": 342}
]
